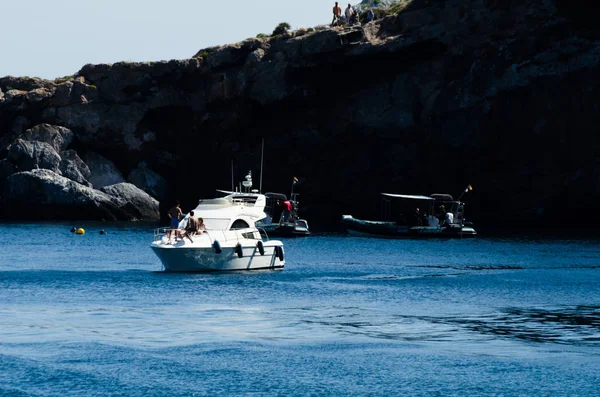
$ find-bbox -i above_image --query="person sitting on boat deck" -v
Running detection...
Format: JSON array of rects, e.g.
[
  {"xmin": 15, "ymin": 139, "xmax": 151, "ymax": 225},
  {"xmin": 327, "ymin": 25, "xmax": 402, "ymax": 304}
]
[
  {"xmin": 183, "ymin": 210, "xmax": 199, "ymax": 243},
  {"xmin": 167, "ymin": 200, "xmax": 182, "ymax": 241},
  {"xmin": 277, "ymin": 199, "xmax": 292, "ymax": 224},
  {"xmin": 197, "ymin": 217, "xmax": 207, "ymax": 233},
  {"xmin": 440, "ymin": 205, "xmax": 454, "ymax": 227}
]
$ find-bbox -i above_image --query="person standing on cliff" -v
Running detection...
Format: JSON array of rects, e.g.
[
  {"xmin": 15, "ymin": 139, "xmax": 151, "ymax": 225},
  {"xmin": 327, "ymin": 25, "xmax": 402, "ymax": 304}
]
[
  {"xmin": 345, "ymin": 3, "xmax": 356, "ymax": 25},
  {"xmin": 332, "ymin": 2, "xmax": 342, "ymax": 26}
]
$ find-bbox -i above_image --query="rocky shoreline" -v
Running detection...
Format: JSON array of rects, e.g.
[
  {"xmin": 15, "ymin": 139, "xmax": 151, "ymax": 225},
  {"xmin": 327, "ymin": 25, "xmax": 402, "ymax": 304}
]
[
  {"xmin": 0, "ymin": 124, "xmax": 158, "ymax": 220},
  {"xmin": 1, "ymin": 0, "xmax": 599, "ymax": 227}
]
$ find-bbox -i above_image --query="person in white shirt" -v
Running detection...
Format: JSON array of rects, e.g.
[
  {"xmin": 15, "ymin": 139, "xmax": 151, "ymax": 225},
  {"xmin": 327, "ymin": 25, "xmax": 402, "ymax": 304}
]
[
  {"xmin": 345, "ymin": 4, "xmax": 355, "ymax": 24},
  {"xmin": 440, "ymin": 205, "xmax": 454, "ymax": 226}
]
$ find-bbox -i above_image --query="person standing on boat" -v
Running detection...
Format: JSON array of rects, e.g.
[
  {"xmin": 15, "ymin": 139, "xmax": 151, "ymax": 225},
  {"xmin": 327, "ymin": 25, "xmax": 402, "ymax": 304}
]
[
  {"xmin": 168, "ymin": 201, "xmax": 182, "ymax": 227},
  {"xmin": 277, "ymin": 199, "xmax": 292, "ymax": 224},
  {"xmin": 413, "ymin": 208, "xmax": 423, "ymax": 226},
  {"xmin": 440, "ymin": 205, "xmax": 454, "ymax": 227},
  {"xmin": 167, "ymin": 201, "xmax": 183, "ymax": 241}
]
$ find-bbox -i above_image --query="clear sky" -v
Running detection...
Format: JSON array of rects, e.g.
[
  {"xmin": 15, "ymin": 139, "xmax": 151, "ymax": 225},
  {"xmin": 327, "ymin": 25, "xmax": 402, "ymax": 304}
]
[{"xmin": 0, "ymin": 0, "xmax": 334, "ymax": 80}]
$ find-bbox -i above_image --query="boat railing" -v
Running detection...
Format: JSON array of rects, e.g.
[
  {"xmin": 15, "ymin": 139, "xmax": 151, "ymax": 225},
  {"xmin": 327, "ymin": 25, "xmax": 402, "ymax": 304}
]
[
  {"xmin": 153, "ymin": 227, "xmax": 173, "ymax": 242},
  {"xmin": 257, "ymin": 227, "xmax": 270, "ymax": 241},
  {"xmin": 153, "ymin": 227, "xmax": 264, "ymax": 243}
]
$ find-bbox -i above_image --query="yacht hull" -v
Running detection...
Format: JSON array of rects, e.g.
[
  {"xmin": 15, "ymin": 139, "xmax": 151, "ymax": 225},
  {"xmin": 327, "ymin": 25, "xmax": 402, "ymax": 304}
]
[
  {"xmin": 259, "ymin": 223, "xmax": 310, "ymax": 237},
  {"xmin": 151, "ymin": 242, "xmax": 285, "ymax": 272},
  {"xmin": 342, "ymin": 215, "xmax": 477, "ymax": 238}
]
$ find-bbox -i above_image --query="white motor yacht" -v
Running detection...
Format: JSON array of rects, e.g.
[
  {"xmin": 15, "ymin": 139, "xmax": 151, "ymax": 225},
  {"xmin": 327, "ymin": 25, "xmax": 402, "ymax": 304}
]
[{"xmin": 151, "ymin": 191, "xmax": 285, "ymax": 272}]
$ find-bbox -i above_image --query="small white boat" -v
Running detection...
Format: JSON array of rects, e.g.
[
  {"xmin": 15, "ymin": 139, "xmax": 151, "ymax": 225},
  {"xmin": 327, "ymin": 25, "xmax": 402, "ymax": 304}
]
[{"xmin": 151, "ymin": 191, "xmax": 285, "ymax": 272}]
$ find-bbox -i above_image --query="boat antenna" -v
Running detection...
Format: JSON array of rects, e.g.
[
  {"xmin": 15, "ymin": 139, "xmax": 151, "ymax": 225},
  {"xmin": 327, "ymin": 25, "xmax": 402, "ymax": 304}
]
[
  {"xmin": 259, "ymin": 138, "xmax": 264, "ymax": 193},
  {"xmin": 231, "ymin": 158, "xmax": 234, "ymax": 192},
  {"xmin": 290, "ymin": 176, "xmax": 298, "ymax": 199},
  {"xmin": 457, "ymin": 184, "xmax": 473, "ymax": 201}
]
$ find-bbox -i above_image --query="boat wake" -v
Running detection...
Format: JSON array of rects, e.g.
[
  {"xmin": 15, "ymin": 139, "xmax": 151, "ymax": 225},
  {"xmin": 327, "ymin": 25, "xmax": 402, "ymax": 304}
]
[
  {"xmin": 295, "ymin": 305, "xmax": 600, "ymax": 346},
  {"xmin": 408, "ymin": 264, "xmax": 525, "ymax": 271},
  {"xmin": 431, "ymin": 306, "xmax": 600, "ymax": 345}
]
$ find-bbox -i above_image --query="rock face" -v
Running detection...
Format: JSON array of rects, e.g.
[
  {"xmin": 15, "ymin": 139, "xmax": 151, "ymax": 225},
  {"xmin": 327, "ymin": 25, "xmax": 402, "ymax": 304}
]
[
  {"xmin": 3, "ymin": 169, "xmax": 127, "ymax": 220},
  {"xmin": 127, "ymin": 162, "xmax": 167, "ymax": 201},
  {"xmin": 84, "ymin": 152, "xmax": 126, "ymax": 188},
  {"xmin": 59, "ymin": 150, "xmax": 92, "ymax": 187},
  {"xmin": 18, "ymin": 123, "xmax": 73, "ymax": 152},
  {"xmin": 1, "ymin": 0, "xmax": 600, "ymax": 226},
  {"xmin": 7, "ymin": 140, "xmax": 62, "ymax": 173},
  {"xmin": 100, "ymin": 182, "xmax": 160, "ymax": 220},
  {"xmin": 0, "ymin": 123, "xmax": 159, "ymax": 220},
  {"xmin": 1, "ymin": 170, "xmax": 159, "ymax": 221}
]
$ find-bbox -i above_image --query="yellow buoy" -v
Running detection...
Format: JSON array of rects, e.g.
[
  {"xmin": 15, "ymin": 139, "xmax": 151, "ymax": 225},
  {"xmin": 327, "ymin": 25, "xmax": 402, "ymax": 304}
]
[{"xmin": 76, "ymin": 228, "xmax": 85, "ymax": 235}]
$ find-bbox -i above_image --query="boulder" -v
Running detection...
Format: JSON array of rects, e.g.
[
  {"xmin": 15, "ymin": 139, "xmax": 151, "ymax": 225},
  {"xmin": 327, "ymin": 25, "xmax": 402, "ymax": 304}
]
[
  {"xmin": 7, "ymin": 139, "xmax": 61, "ymax": 173},
  {"xmin": 78, "ymin": 63, "xmax": 112, "ymax": 83},
  {"xmin": 3, "ymin": 89, "xmax": 27, "ymax": 105},
  {"xmin": 204, "ymin": 40, "xmax": 263, "ymax": 70},
  {"xmin": 50, "ymin": 81, "xmax": 73, "ymax": 106},
  {"xmin": 0, "ymin": 76, "xmax": 55, "ymax": 92},
  {"xmin": 1, "ymin": 169, "xmax": 131, "ymax": 220},
  {"xmin": 59, "ymin": 150, "xmax": 92, "ymax": 187},
  {"xmin": 100, "ymin": 182, "xmax": 160, "ymax": 220},
  {"xmin": 127, "ymin": 162, "xmax": 167, "ymax": 200},
  {"xmin": 19, "ymin": 123, "xmax": 73, "ymax": 152},
  {"xmin": 83, "ymin": 151, "xmax": 125, "ymax": 188},
  {"xmin": 26, "ymin": 87, "xmax": 54, "ymax": 103}
]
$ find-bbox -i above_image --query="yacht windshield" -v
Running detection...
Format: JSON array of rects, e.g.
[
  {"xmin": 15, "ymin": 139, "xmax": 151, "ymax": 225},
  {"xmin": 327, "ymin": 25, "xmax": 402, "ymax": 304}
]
[{"xmin": 230, "ymin": 219, "xmax": 250, "ymax": 230}]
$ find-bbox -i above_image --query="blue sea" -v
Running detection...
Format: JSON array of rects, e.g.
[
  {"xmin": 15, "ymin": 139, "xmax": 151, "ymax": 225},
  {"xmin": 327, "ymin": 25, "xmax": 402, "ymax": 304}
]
[{"xmin": 0, "ymin": 222, "xmax": 599, "ymax": 396}]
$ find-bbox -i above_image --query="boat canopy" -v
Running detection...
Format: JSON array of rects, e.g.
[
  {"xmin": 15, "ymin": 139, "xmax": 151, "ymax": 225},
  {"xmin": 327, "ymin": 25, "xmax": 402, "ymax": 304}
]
[
  {"xmin": 381, "ymin": 193, "xmax": 456, "ymax": 201},
  {"xmin": 429, "ymin": 193, "xmax": 454, "ymax": 201},
  {"xmin": 381, "ymin": 193, "xmax": 435, "ymax": 201},
  {"xmin": 264, "ymin": 192, "xmax": 288, "ymax": 201}
]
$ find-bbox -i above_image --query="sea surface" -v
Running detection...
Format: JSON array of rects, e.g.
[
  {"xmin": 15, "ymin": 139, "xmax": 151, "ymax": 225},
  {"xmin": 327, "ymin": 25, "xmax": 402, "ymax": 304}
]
[{"xmin": 0, "ymin": 222, "xmax": 599, "ymax": 396}]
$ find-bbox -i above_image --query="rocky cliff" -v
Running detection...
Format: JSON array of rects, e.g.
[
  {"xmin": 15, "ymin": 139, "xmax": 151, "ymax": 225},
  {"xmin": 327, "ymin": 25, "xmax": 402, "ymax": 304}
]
[{"xmin": 1, "ymin": 0, "xmax": 599, "ymax": 227}]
